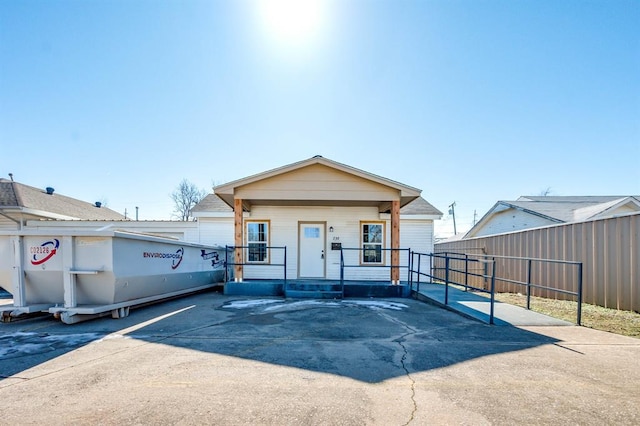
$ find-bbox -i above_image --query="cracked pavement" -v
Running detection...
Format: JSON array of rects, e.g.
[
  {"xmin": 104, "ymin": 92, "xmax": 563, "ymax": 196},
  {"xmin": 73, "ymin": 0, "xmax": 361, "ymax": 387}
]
[{"xmin": 1, "ymin": 292, "xmax": 639, "ymax": 425}]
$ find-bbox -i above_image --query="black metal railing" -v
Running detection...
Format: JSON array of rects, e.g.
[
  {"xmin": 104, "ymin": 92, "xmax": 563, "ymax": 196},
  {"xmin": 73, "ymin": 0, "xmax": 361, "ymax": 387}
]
[
  {"xmin": 410, "ymin": 252, "xmax": 498, "ymax": 323},
  {"xmin": 225, "ymin": 245, "xmax": 287, "ymax": 285},
  {"xmin": 339, "ymin": 247, "xmax": 412, "ymax": 286},
  {"xmin": 411, "ymin": 251, "xmax": 584, "ymax": 325}
]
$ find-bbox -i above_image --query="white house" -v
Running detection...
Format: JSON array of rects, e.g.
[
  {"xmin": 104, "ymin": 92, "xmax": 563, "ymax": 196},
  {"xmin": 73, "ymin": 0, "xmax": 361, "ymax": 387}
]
[
  {"xmin": 191, "ymin": 156, "xmax": 442, "ymax": 283},
  {"xmin": 464, "ymin": 195, "xmax": 640, "ymax": 239}
]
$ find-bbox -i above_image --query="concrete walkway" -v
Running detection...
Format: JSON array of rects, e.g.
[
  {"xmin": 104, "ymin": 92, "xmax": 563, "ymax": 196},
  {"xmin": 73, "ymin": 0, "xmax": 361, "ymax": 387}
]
[{"xmin": 414, "ymin": 282, "xmax": 573, "ymax": 326}]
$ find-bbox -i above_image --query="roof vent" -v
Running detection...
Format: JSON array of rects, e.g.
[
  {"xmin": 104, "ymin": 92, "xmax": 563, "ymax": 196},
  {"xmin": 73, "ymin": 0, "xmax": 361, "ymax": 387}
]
[
  {"xmin": 45, "ymin": 187, "xmax": 55, "ymax": 195},
  {"xmin": 95, "ymin": 201, "xmax": 102, "ymax": 208}
]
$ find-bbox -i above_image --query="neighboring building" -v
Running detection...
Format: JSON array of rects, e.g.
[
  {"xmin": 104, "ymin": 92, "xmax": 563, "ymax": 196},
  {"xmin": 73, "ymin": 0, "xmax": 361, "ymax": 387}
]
[
  {"xmin": 191, "ymin": 156, "xmax": 442, "ymax": 283},
  {"xmin": 0, "ymin": 178, "xmax": 126, "ymax": 229},
  {"xmin": 465, "ymin": 195, "xmax": 640, "ymax": 238}
]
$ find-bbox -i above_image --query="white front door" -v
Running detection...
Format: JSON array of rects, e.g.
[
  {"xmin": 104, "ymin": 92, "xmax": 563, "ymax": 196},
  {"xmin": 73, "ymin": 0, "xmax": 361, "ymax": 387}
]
[{"xmin": 299, "ymin": 223, "xmax": 325, "ymax": 278}]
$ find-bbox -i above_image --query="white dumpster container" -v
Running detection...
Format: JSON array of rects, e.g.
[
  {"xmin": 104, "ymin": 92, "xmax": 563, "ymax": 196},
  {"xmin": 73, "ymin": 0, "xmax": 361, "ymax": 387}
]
[{"xmin": 0, "ymin": 230, "xmax": 228, "ymax": 323}]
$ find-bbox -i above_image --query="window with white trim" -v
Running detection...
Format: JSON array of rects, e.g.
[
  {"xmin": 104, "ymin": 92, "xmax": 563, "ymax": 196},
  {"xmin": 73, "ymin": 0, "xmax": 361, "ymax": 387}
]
[
  {"xmin": 361, "ymin": 222, "xmax": 384, "ymax": 264},
  {"xmin": 246, "ymin": 221, "xmax": 269, "ymax": 263}
]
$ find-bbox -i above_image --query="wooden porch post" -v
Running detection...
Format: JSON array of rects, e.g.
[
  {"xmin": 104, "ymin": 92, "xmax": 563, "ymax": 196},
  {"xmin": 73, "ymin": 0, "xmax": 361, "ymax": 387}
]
[
  {"xmin": 391, "ymin": 199, "xmax": 400, "ymax": 284},
  {"xmin": 234, "ymin": 198, "xmax": 243, "ymax": 282}
]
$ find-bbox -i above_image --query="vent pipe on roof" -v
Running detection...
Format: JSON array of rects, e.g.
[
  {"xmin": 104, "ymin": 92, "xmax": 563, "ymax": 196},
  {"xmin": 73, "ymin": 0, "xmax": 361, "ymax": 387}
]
[
  {"xmin": 95, "ymin": 201, "xmax": 102, "ymax": 208},
  {"xmin": 45, "ymin": 187, "xmax": 55, "ymax": 195}
]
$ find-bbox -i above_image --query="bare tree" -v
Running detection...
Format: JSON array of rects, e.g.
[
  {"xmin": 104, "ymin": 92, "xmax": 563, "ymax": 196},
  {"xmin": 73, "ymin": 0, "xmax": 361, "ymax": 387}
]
[
  {"xmin": 171, "ymin": 179, "xmax": 207, "ymax": 221},
  {"xmin": 539, "ymin": 187, "xmax": 553, "ymax": 196}
]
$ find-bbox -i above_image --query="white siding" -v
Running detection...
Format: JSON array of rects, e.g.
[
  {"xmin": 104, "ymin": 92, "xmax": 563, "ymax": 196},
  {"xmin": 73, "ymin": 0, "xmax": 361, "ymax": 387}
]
[
  {"xmin": 400, "ymin": 219, "xmax": 435, "ymax": 281},
  {"xmin": 0, "ymin": 217, "xmax": 19, "ymax": 230},
  {"xmin": 194, "ymin": 206, "xmax": 435, "ymax": 282},
  {"xmin": 187, "ymin": 218, "xmax": 234, "ymax": 246},
  {"xmin": 474, "ymin": 209, "xmax": 555, "ymax": 237}
]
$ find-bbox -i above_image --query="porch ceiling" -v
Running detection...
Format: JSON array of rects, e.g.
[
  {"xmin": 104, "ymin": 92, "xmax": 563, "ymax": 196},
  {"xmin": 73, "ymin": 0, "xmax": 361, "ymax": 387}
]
[{"xmin": 218, "ymin": 197, "xmax": 409, "ymax": 213}]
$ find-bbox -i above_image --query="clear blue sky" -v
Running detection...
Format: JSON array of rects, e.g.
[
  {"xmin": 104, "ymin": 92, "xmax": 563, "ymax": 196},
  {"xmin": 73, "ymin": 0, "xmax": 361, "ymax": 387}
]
[{"xmin": 1, "ymin": 0, "xmax": 638, "ymax": 237}]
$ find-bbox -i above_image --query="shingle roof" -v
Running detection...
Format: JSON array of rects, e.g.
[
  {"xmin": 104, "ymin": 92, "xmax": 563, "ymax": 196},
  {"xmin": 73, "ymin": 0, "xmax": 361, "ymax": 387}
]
[
  {"xmin": 0, "ymin": 178, "xmax": 127, "ymax": 221},
  {"xmin": 464, "ymin": 195, "xmax": 640, "ymax": 238},
  {"xmin": 399, "ymin": 197, "xmax": 443, "ymax": 216},
  {"xmin": 191, "ymin": 194, "xmax": 232, "ymax": 213}
]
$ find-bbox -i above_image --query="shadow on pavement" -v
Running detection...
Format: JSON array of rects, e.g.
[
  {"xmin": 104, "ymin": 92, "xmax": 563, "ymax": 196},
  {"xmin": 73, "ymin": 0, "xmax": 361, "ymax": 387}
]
[{"xmin": 0, "ymin": 292, "xmax": 560, "ymax": 384}]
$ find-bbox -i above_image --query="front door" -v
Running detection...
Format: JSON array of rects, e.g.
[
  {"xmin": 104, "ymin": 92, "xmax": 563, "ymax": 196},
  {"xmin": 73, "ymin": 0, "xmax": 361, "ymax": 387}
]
[{"xmin": 299, "ymin": 222, "xmax": 325, "ymax": 278}]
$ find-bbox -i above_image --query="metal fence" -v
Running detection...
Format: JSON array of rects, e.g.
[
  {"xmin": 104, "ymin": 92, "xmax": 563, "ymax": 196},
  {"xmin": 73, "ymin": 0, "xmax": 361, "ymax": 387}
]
[{"xmin": 435, "ymin": 213, "xmax": 640, "ymax": 312}]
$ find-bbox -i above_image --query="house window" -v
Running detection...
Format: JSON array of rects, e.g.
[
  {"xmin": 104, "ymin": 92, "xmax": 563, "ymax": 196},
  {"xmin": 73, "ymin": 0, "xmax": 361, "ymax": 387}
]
[
  {"xmin": 246, "ymin": 221, "xmax": 269, "ymax": 263},
  {"xmin": 361, "ymin": 222, "xmax": 384, "ymax": 264}
]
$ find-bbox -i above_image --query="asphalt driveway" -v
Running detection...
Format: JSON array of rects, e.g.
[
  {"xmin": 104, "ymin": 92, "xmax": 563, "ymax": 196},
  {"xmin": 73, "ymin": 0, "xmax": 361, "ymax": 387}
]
[{"xmin": 1, "ymin": 292, "xmax": 638, "ymax": 425}]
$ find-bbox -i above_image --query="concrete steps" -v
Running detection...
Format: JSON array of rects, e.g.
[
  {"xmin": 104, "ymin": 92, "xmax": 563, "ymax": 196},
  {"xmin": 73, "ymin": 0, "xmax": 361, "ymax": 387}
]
[
  {"xmin": 284, "ymin": 282, "xmax": 344, "ymax": 299},
  {"xmin": 223, "ymin": 280, "xmax": 411, "ymax": 299}
]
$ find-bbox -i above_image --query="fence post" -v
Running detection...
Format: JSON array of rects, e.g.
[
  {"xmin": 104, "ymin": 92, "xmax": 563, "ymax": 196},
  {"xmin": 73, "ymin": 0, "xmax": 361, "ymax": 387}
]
[
  {"xmin": 526, "ymin": 258, "xmax": 532, "ymax": 310},
  {"xmin": 445, "ymin": 255, "xmax": 450, "ymax": 305},
  {"xmin": 407, "ymin": 248, "xmax": 412, "ymax": 288},
  {"xmin": 417, "ymin": 253, "xmax": 422, "ymax": 292},
  {"xmin": 340, "ymin": 249, "xmax": 344, "ymax": 286},
  {"xmin": 430, "ymin": 253, "xmax": 434, "ymax": 283},
  {"xmin": 577, "ymin": 262, "xmax": 583, "ymax": 326},
  {"xmin": 490, "ymin": 258, "xmax": 496, "ymax": 325}
]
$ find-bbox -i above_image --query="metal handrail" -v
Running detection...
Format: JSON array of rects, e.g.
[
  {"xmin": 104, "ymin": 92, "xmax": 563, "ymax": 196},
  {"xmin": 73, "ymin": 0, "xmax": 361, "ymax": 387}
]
[
  {"xmin": 225, "ymin": 245, "xmax": 287, "ymax": 285},
  {"xmin": 339, "ymin": 247, "xmax": 412, "ymax": 283},
  {"xmin": 410, "ymin": 251, "xmax": 497, "ymax": 324},
  {"xmin": 339, "ymin": 249, "xmax": 345, "ymax": 298},
  {"xmin": 413, "ymin": 251, "xmax": 584, "ymax": 325}
]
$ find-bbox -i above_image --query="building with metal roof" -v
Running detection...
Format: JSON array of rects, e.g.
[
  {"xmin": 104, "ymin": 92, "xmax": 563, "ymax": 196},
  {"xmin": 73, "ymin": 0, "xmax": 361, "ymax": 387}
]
[{"xmin": 464, "ymin": 195, "xmax": 640, "ymax": 238}]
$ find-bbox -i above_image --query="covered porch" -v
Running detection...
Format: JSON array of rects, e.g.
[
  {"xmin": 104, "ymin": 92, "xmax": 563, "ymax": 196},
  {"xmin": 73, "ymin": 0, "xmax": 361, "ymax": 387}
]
[{"xmin": 213, "ymin": 156, "xmax": 423, "ymax": 285}]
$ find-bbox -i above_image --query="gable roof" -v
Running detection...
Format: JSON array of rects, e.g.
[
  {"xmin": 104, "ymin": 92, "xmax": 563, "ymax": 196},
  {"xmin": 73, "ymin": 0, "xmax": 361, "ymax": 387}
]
[
  {"xmin": 191, "ymin": 193, "xmax": 233, "ymax": 214},
  {"xmin": 465, "ymin": 195, "xmax": 640, "ymax": 238},
  {"xmin": 213, "ymin": 155, "xmax": 423, "ymax": 212},
  {"xmin": 398, "ymin": 196, "xmax": 442, "ymax": 216},
  {"xmin": 0, "ymin": 178, "xmax": 126, "ymax": 221}
]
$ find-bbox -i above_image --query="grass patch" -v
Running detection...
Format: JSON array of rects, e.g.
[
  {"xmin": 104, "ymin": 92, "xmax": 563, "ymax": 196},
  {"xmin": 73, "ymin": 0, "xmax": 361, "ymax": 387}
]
[{"xmin": 489, "ymin": 292, "xmax": 640, "ymax": 338}]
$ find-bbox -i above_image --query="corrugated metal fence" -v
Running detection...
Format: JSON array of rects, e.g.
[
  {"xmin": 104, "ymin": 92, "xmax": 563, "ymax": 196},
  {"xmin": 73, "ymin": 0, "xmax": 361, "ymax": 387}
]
[{"xmin": 434, "ymin": 213, "xmax": 639, "ymax": 312}]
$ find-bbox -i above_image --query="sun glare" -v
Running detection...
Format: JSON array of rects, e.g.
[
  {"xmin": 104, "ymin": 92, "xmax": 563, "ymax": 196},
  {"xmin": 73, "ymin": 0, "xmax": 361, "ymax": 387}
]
[{"xmin": 256, "ymin": 0, "xmax": 328, "ymax": 49}]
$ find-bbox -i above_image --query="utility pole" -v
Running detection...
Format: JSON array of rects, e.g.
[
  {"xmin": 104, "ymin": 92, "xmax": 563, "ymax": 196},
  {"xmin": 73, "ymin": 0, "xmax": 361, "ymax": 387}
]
[
  {"xmin": 124, "ymin": 208, "xmax": 128, "ymax": 220},
  {"xmin": 135, "ymin": 206, "xmax": 139, "ymax": 221},
  {"xmin": 449, "ymin": 202, "xmax": 457, "ymax": 235},
  {"xmin": 473, "ymin": 209, "xmax": 478, "ymax": 226}
]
